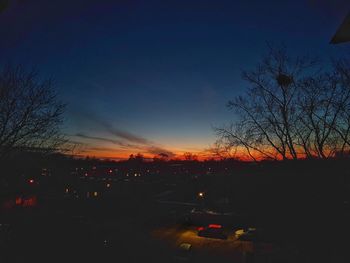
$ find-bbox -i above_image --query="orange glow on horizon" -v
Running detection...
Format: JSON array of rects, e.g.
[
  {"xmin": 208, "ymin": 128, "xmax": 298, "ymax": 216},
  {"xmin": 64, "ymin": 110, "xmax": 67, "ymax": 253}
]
[
  {"xmin": 75, "ymin": 147, "xmax": 217, "ymax": 161},
  {"xmin": 73, "ymin": 147, "xmax": 265, "ymax": 161},
  {"xmin": 75, "ymin": 144, "xmax": 315, "ymax": 161}
]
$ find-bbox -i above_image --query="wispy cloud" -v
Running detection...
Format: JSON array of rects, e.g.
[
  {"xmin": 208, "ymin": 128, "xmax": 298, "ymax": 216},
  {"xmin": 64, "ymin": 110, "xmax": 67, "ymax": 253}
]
[
  {"xmin": 146, "ymin": 146, "xmax": 176, "ymax": 158},
  {"xmin": 81, "ymin": 113, "xmax": 151, "ymax": 145},
  {"xmin": 71, "ymin": 111, "xmax": 176, "ymax": 158},
  {"xmin": 76, "ymin": 111, "xmax": 150, "ymax": 145},
  {"xmin": 87, "ymin": 146, "xmax": 127, "ymax": 152},
  {"xmin": 76, "ymin": 133, "xmax": 176, "ymax": 157},
  {"xmin": 74, "ymin": 133, "xmax": 132, "ymax": 147}
]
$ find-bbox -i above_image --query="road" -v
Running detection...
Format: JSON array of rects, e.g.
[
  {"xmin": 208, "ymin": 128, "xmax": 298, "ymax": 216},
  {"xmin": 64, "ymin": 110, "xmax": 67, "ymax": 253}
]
[{"xmin": 152, "ymin": 225, "xmax": 269, "ymax": 263}]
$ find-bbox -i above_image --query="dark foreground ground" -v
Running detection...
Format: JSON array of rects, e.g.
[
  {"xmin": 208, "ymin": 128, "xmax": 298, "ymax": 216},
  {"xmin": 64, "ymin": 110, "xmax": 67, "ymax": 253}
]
[{"xmin": 1, "ymin": 159, "xmax": 350, "ymax": 262}]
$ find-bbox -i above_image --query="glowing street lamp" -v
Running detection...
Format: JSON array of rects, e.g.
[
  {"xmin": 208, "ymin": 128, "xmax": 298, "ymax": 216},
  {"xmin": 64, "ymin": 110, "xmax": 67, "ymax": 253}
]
[{"xmin": 198, "ymin": 192, "xmax": 205, "ymax": 198}]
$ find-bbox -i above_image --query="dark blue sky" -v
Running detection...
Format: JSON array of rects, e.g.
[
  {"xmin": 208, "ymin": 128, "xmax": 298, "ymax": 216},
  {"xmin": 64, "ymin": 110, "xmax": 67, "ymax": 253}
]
[{"xmin": 1, "ymin": 0, "xmax": 349, "ymax": 159}]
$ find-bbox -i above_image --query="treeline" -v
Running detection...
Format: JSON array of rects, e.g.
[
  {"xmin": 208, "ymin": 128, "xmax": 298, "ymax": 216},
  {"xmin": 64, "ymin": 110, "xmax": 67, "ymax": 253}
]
[{"xmin": 215, "ymin": 47, "xmax": 350, "ymax": 161}]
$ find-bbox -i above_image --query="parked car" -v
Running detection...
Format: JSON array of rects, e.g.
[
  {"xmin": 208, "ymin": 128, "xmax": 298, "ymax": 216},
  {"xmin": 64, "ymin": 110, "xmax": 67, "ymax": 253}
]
[
  {"xmin": 184, "ymin": 207, "xmax": 237, "ymax": 226},
  {"xmin": 197, "ymin": 224, "xmax": 227, "ymax": 240}
]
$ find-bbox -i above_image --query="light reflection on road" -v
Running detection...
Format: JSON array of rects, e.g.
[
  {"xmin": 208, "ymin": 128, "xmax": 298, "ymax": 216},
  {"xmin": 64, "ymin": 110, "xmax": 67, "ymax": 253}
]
[{"xmin": 152, "ymin": 225, "xmax": 255, "ymax": 261}]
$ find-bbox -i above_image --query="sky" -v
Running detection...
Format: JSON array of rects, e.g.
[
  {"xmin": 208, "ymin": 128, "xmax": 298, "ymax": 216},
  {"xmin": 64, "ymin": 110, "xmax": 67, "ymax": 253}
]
[{"xmin": 0, "ymin": 0, "xmax": 349, "ymax": 160}]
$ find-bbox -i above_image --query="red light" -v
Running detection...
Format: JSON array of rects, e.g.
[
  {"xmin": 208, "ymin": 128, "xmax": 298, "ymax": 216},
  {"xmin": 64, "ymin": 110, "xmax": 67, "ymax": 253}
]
[
  {"xmin": 28, "ymin": 179, "xmax": 34, "ymax": 184},
  {"xmin": 15, "ymin": 197, "xmax": 22, "ymax": 205},
  {"xmin": 198, "ymin": 227, "xmax": 204, "ymax": 231},
  {"xmin": 208, "ymin": 224, "xmax": 222, "ymax": 229},
  {"xmin": 22, "ymin": 196, "xmax": 37, "ymax": 207}
]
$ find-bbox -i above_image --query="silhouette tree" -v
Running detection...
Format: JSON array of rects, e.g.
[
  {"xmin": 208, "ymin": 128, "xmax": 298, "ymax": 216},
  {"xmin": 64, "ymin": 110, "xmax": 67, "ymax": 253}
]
[
  {"xmin": 153, "ymin": 153, "xmax": 169, "ymax": 162},
  {"xmin": 0, "ymin": 64, "xmax": 66, "ymax": 158},
  {"xmin": 183, "ymin": 152, "xmax": 198, "ymax": 161},
  {"xmin": 215, "ymin": 47, "xmax": 350, "ymax": 160},
  {"xmin": 128, "ymin": 153, "xmax": 145, "ymax": 163},
  {"xmin": 326, "ymin": 60, "xmax": 350, "ymax": 154}
]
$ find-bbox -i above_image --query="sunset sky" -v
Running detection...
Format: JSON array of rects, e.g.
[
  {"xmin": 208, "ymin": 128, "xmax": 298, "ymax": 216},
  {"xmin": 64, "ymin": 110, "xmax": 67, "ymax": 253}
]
[{"xmin": 1, "ymin": 0, "xmax": 349, "ymax": 159}]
